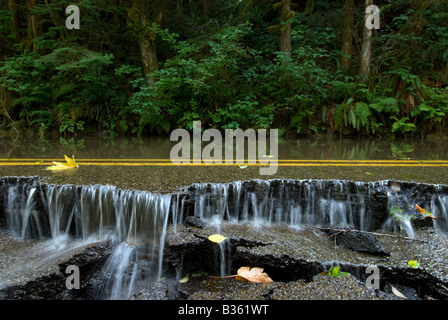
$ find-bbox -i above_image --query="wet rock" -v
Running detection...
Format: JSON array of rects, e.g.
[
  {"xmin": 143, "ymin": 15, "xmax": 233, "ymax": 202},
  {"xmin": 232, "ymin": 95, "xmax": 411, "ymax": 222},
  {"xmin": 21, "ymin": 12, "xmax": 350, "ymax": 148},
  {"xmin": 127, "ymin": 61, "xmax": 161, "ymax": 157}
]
[
  {"xmin": 270, "ymin": 276, "xmax": 380, "ymax": 300},
  {"xmin": 1, "ymin": 239, "xmax": 112, "ymax": 299},
  {"xmin": 181, "ymin": 277, "xmax": 280, "ymax": 300},
  {"xmin": 130, "ymin": 279, "xmax": 179, "ymax": 300},
  {"xmin": 366, "ymin": 190, "xmax": 389, "ymax": 230},
  {"xmin": 413, "ymin": 215, "xmax": 436, "ymax": 228},
  {"xmin": 59, "ymin": 239, "xmax": 113, "ymax": 271},
  {"xmin": 184, "ymin": 216, "xmax": 207, "ymax": 229},
  {"xmin": 328, "ymin": 229, "xmax": 390, "ymax": 256}
]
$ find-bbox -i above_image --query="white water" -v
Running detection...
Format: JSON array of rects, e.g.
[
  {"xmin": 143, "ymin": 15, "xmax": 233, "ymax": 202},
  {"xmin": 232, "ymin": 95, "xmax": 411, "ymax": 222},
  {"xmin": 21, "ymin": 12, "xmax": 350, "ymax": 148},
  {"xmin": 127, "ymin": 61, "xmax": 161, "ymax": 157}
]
[
  {"xmin": 2, "ymin": 178, "xmax": 172, "ymax": 299},
  {"xmin": 183, "ymin": 179, "xmax": 389, "ymax": 230},
  {"xmin": 2, "ymin": 177, "xmax": 448, "ymax": 299}
]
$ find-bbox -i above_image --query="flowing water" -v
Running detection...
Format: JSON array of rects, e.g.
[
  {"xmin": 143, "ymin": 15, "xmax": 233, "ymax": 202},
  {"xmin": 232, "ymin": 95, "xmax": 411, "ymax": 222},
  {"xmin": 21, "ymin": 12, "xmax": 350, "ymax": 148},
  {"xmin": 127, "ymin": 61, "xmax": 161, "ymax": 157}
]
[
  {"xmin": 1, "ymin": 177, "xmax": 172, "ymax": 299},
  {"xmin": 1, "ymin": 176, "xmax": 448, "ymax": 299}
]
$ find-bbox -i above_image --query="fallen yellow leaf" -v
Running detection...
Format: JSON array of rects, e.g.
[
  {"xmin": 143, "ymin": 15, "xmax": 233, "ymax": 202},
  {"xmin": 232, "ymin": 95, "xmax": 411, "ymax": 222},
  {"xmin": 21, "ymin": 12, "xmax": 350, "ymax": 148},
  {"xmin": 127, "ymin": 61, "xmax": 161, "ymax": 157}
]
[
  {"xmin": 208, "ymin": 234, "xmax": 227, "ymax": 243},
  {"xmin": 64, "ymin": 154, "xmax": 78, "ymax": 167},
  {"xmin": 235, "ymin": 267, "xmax": 273, "ymax": 283},
  {"xmin": 46, "ymin": 155, "xmax": 79, "ymax": 171}
]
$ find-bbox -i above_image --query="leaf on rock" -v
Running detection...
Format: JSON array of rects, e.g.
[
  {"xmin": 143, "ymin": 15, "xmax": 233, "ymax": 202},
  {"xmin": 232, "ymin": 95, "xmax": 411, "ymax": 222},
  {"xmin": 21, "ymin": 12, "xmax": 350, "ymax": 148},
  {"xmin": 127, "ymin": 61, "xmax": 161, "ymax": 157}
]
[
  {"xmin": 208, "ymin": 234, "xmax": 227, "ymax": 243},
  {"xmin": 408, "ymin": 260, "xmax": 420, "ymax": 268},
  {"xmin": 414, "ymin": 204, "xmax": 437, "ymax": 219},
  {"xmin": 235, "ymin": 267, "xmax": 273, "ymax": 283},
  {"xmin": 46, "ymin": 155, "xmax": 79, "ymax": 171}
]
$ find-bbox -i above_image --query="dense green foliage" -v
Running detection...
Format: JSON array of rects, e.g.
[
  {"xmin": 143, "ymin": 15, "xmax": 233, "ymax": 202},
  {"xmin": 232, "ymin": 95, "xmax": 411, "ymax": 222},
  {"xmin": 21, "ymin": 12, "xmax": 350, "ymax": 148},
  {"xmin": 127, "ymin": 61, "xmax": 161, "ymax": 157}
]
[{"xmin": 1, "ymin": 0, "xmax": 447, "ymax": 138}]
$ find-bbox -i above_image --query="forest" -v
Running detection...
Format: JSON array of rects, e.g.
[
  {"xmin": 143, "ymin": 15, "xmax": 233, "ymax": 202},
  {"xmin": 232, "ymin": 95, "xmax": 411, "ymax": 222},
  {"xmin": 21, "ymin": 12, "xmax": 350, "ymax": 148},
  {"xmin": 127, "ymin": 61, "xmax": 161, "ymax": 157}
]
[{"xmin": 0, "ymin": 0, "xmax": 447, "ymax": 138}]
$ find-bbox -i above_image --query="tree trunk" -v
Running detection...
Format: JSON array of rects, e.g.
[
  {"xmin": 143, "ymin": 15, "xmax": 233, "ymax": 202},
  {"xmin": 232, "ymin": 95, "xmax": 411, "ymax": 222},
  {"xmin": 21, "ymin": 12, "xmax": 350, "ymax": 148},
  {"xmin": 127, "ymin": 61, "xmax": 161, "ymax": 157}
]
[
  {"xmin": 359, "ymin": 0, "xmax": 373, "ymax": 80},
  {"xmin": 304, "ymin": 0, "xmax": 315, "ymax": 15},
  {"xmin": 128, "ymin": 0, "xmax": 160, "ymax": 86},
  {"xmin": 25, "ymin": 0, "xmax": 43, "ymax": 51},
  {"xmin": 341, "ymin": 0, "xmax": 355, "ymax": 71},
  {"xmin": 8, "ymin": 0, "xmax": 20, "ymax": 42},
  {"xmin": 203, "ymin": 0, "xmax": 210, "ymax": 18},
  {"xmin": 280, "ymin": 0, "xmax": 292, "ymax": 54}
]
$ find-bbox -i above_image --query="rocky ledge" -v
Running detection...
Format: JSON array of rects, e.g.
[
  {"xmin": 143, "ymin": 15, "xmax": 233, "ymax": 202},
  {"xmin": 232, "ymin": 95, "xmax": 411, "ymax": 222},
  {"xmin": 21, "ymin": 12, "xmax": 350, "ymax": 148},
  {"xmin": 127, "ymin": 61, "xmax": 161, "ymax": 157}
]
[
  {"xmin": 153, "ymin": 220, "xmax": 448, "ymax": 300},
  {"xmin": 0, "ymin": 234, "xmax": 112, "ymax": 299}
]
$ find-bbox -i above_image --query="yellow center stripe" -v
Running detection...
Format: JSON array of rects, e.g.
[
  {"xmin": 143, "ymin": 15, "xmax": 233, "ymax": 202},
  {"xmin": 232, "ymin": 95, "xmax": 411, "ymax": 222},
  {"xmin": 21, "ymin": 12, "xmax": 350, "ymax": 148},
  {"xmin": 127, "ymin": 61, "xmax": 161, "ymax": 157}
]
[
  {"xmin": 0, "ymin": 159, "xmax": 448, "ymax": 167},
  {"xmin": 0, "ymin": 158, "xmax": 447, "ymax": 163}
]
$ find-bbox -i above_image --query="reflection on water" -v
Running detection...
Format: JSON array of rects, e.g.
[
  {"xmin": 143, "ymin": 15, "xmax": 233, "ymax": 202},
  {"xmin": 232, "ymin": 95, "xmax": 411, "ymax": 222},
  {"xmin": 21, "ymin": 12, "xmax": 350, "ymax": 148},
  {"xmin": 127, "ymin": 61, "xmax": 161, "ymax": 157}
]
[{"xmin": 0, "ymin": 135, "xmax": 447, "ymax": 160}]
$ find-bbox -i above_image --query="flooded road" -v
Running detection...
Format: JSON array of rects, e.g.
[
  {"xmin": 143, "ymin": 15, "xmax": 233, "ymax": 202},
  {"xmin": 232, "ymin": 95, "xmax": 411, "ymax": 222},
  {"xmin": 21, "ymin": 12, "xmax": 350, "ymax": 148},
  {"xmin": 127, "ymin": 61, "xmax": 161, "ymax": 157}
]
[
  {"xmin": 1, "ymin": 135, "xmax": 448, "ymax": 160},
  {"xmin": 0, "ymin": 135, "xmax": 448, "ymax": 192}
]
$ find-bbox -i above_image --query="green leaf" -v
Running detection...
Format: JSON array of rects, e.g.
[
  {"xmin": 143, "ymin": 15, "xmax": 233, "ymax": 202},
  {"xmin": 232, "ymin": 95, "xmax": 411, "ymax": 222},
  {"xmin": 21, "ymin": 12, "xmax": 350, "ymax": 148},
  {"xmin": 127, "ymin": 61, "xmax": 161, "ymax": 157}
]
[
  {"xmin": 331, "ymin": 266, "xmax": 340, "ymax": 277},
  {"xmin": 408, "ymin": 260, "xmax": 420, "ymax": 268},
  {"xmin": 329, "ymin": 266, "xmax": 350, "ymax": 278},
  {"xmin": 389, "ymin": 206, "xmax": 411, "ymax": 222}
]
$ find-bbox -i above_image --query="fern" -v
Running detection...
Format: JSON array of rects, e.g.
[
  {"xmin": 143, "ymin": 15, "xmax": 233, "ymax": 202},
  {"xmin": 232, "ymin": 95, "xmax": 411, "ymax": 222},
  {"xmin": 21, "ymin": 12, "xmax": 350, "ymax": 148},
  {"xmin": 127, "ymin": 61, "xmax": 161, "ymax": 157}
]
[{"xmin": 54, "ymin": 83, "xmax": 77, "ymax": 99}]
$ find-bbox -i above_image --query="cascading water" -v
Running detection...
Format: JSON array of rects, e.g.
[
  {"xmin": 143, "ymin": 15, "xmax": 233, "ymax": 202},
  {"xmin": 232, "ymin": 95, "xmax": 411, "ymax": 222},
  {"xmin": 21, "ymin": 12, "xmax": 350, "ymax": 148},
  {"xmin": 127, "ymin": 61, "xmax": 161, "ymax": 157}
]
[
  {"xmin": 182, "ymin": 180, "xmax": 381, "ymax": 230},
  {"xmin": 181, "ymin": 179, "xmax": 448, "ymax": 235},
  {"xmin": 1, "ymin": 177, "xmax": 448, "ymax": 299},
  {"xmin": 1, "ymin": 177, "xmax": 172, "ymax": 300}
]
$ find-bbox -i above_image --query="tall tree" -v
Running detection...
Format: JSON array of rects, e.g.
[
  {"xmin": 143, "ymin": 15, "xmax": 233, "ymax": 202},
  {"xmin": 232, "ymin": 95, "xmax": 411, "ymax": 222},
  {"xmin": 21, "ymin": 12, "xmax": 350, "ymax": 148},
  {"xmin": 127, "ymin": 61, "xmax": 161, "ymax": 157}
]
[
  {"xmin": 341, "ymin": 0, "xmax": 355, "ymax": 71},
  {"xmin": 26, "ymin": 0, "xmax": 43, "ymax": 51},
  {"xmin": 280, "ymin": 0, "xmax": 292, "ymax": 54},
  {"xmin": 304, "ymin": 0, "xmax": 315, "ymax": 15},
  {"xmin": 128, "ymin": 0, "xmax": 162, "ymax": 86},
  {"xmin": 359, "ymin": 0, "xmax": 373, "ymax": 80},
  {"xmin": 7, "ymin": 0, "xmax": 20, "ymax": 42},
  {"xmin": 203, "ymin": 0, "xmax": 210, "ymax": 18}
]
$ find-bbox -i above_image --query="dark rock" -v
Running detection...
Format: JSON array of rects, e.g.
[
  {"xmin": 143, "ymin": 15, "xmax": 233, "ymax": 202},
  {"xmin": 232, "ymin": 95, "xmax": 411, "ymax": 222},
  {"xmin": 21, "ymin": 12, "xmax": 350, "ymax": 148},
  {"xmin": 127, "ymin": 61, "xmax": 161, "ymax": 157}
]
[
  {"xmin": 329, "ymin": 229, "xmax": 390, "ymax": 256},
  {"xmin": 130, "ymin": 279, "xmax": 179, "ymax": 300},
  {"xmin": 413, "ymin": 215, "xmax": 436, "ymax": 228},
  {"xmin": 184, "ymin": 216, "xmax": 207, "ymax": 229},
  {"xmin": 3, "ymin": 239, "xmax": 113, "ymax": 299},
  {"xmin": 58, "ymin": 239, "xmax": 113, "ymax": 271},
  {"xmin": 366, "ymin": 190, "xmax": 389, "ymax": 230}
]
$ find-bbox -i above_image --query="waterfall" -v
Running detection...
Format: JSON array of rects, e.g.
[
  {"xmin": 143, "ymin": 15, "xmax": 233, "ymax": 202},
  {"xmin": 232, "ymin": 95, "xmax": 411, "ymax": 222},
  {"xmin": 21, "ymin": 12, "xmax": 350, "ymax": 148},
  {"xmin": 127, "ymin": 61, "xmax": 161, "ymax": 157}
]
[
  {"xmin": 181, "ymin": 179, "xmax": 448, "ymax": 235},
  {"xmin": 1, "ymin": 177, "xmax": 448, "ymax": 299},
  {"xmin": 1, "ymin": 177, "xmax": 172, "ymax": 300}
]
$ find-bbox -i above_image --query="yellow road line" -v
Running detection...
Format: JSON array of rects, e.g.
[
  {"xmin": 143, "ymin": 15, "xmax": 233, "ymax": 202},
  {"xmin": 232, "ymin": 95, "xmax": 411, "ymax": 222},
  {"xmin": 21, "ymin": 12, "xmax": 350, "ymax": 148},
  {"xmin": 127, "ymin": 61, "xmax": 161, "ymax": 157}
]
[
  {"xmin": 1, "ymin": 162, "xmax": 448, "ymax": 167},
  {"xmin": 0, "ymin": 158, "xmax": 447, "ymax": 163}
]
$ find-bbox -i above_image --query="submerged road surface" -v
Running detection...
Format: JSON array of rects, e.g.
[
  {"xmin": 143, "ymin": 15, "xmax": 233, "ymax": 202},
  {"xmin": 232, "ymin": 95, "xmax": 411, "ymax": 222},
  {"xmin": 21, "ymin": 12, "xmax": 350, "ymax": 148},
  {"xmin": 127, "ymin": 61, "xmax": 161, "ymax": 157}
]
[{"xmin": 0, "ymin": 158, "xmax": 448, "ymax": 193}]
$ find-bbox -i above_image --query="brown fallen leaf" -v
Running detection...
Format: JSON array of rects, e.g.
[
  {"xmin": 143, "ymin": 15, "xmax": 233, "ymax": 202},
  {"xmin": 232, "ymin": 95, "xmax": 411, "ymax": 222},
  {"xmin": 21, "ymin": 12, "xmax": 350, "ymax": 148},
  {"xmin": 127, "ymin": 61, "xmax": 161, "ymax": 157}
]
[{"xmin": 235, "ymin": 267, "xmax": 273, "ymax": 283}]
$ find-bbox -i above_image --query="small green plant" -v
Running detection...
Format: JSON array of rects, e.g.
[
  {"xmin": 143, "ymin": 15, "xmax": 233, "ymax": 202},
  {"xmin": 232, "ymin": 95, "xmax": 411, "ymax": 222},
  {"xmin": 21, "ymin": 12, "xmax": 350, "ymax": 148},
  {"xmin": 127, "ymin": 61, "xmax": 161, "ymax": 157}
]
[
  {"xmin": 390, "ymin": 116, "xmax": 416, "ymax": 134},
  {"xmin": 330, "ymin": 266, "xmax": 350, "ymax": 278},
  {"xmin": 321, "ymin": 266, "xmax": 350, "ymax": 278},
  {"xmin": 388, "ymin": 206, "xmax": 411, "ymax": 222},
  {"xmin": 408, "ymin": 260, "xmax": 420, "ymax": 268}
]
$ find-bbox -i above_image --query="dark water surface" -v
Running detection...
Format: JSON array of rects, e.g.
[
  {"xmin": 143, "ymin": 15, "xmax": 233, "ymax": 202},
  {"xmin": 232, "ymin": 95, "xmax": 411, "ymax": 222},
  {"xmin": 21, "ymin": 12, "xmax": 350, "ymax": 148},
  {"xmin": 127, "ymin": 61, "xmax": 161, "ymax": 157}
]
[
  {"xmin": 1, "ymin": 136, "xmax": 448, "ymax": 192},
  {"xmin": 1, "ymin": 135, "xmax": 448, "ymax": 160}
]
